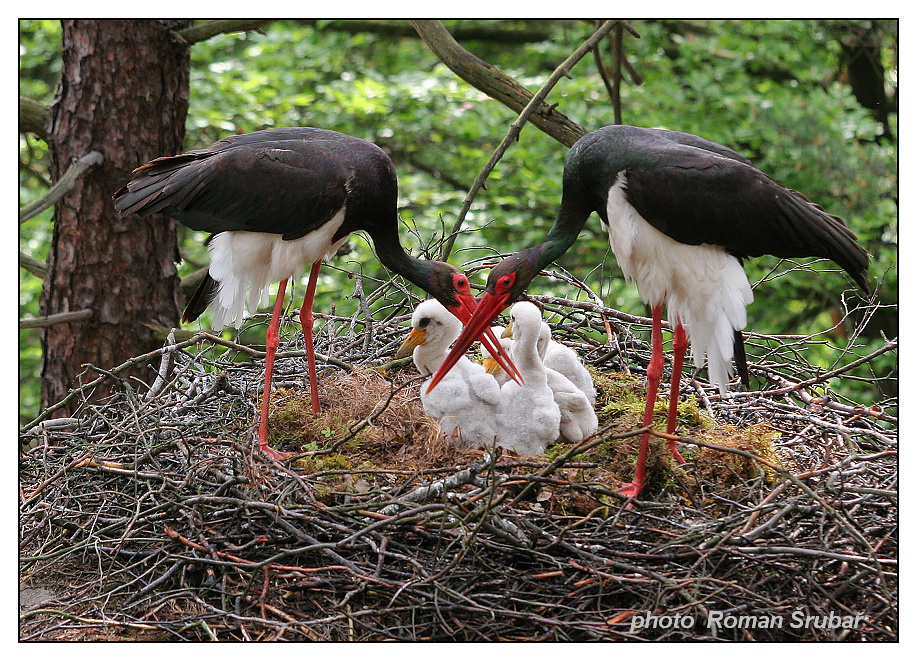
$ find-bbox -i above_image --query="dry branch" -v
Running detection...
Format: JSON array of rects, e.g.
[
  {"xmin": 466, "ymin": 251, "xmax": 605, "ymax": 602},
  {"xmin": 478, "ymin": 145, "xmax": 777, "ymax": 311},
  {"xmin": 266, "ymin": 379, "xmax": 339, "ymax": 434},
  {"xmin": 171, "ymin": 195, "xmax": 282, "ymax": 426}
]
[
  {"xmin": 411, "ymin": 20, "xmax": 591, "ymax": 148},
  {"xmin": 439, "ymin": 20, "xmax": 619, "ymax": 261},
  {"xmin": 19, "ymin": 251, "xmax": 47, "ymax": 279},
  {"xmin": 19, "ymin": 95, "xmax": 50, "ymax": 138},
  {"xmin": 174, "ymin": 20, "xmax": 273, "ymax": 45},
  {"xmin": 299, "ymin": 19, "xmax": 556, "ymax": 43},
  {"xmin": 19, "ymin": 308, "xmax": 93, "ymax": 329},
  {"xmin": 19, "ymin": 151, "xmax": 104, "ymax": 223}
]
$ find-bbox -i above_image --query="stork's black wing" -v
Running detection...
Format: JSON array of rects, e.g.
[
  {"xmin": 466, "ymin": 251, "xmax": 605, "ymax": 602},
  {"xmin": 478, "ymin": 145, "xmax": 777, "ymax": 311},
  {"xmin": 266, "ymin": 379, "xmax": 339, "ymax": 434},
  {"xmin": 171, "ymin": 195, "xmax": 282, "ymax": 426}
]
[
  {"xmin": 621, "ymin": 143, "xmax": 869, "ymax": 290},
  {"xmin": 114, "ymin": 135, "xmax": 350, "ymax": 241}
]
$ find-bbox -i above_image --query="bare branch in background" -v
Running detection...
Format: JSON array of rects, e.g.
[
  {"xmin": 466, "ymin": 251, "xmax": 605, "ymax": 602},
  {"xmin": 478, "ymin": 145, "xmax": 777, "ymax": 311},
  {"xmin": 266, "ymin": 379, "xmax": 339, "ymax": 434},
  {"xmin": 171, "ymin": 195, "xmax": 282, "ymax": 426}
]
[
  {"xmin": 174, "ymin": 20, "xmax": 273, "ymax": 45},
  {"xmin": 19, "ymin": 151, "xmax": 104, "ymax": 223},
  {"xmin": 20, "ymin": 308, "xmax": 93, "ymax": 329},
  {"xmin": 411, "ymin": 19, "xmax": 593, "ymax": 148}
]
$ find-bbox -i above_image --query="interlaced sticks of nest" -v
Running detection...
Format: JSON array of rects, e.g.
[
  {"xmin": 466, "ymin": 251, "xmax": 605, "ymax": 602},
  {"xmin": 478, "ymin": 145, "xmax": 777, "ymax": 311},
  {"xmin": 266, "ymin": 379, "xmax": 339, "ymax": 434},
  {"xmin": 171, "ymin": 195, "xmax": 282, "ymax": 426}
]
[
  {"xmin": 19, "ymin": 403, "xmax": 897, "ymax": 641},
  {"xmin": 19, "ymin": 276, "xmax": 896, "ymax": 642}
]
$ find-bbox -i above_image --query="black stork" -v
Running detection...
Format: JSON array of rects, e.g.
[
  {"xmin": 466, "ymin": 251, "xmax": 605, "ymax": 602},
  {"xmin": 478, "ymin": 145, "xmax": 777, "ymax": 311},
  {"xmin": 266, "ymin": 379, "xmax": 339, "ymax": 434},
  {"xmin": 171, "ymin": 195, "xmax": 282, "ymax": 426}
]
[
  {"xmin": 429, "ymin": 124, "xmax": 870, "ymax": 499},
  {"xmin": 114, "ymin": 127, "xmax": 519, "ymax": 459}
]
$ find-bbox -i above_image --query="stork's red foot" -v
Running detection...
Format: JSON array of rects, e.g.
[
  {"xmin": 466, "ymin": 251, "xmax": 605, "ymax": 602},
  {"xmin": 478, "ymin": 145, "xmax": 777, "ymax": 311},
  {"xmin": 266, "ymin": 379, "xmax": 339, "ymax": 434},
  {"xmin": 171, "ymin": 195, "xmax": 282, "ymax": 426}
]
[
  {"xmin": 616, "ymin": 481, "xmax": 642, "ymax": 504},
  {"xmin": 258, "ymin": 443, "xmax": 294, "ymax": 461}
]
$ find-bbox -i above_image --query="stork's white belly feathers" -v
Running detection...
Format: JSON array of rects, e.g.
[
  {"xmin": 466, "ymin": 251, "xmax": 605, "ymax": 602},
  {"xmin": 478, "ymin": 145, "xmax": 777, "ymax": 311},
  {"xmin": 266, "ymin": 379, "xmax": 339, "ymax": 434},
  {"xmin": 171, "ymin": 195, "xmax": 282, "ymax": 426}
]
[
  {"xmin": 207, "ymin": 209, "xmax": 348, "ymax": 328},
  {"xmin": 605, "ymin": 174, "xmax": 754, "ymax": 392}
]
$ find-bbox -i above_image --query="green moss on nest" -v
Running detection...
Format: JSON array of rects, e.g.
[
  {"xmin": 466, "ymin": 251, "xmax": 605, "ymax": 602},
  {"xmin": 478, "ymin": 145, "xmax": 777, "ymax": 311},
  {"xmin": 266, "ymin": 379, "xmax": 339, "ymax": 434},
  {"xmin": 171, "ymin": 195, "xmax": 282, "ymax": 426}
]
[
  {"xmin": 692, "ymin": 422, "xmax": 784, "ymax": 488},
  {"xmin": 266, "ymin": 388, "xmax": 355, "ymax": 450},
  {"xmin": 593, "ymin": 371, "xmax": 712, "ymax": 432},
  {"xmin": 294, "ymin": 453, "xmax": 351, "ymax": 472}
]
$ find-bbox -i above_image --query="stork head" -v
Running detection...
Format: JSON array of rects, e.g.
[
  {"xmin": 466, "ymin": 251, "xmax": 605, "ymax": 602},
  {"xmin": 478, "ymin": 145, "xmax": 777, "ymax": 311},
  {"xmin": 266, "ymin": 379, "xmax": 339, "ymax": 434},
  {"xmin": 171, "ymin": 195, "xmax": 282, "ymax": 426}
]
[
  {"xmin": 405, "ymin": 260, "xmax": 520, "ymax": 385},
  {"xmin": 425, "ymin": 246, "xmax": 545, "ymax": 392},
  {"xmin": 422, "ymin": 261, "xmax": 478, "ymax": 322}
]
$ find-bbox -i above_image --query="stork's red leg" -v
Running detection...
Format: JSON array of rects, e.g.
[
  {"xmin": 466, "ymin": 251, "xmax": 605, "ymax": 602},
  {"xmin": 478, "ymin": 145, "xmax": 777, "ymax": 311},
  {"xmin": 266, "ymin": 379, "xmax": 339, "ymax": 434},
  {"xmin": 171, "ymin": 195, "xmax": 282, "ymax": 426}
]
[
  {"xmin": 300, "ymin": 261, "xmax": 323, "ymax": 414},
  {"xmin": 258, "ymin": 278, "xmax": 290, "ymax": 460},
  {"xmin": 618, "ymin": 304, "xmax": 664, "ymax": 501},
  {"xmin": 665, "ymin": 320, "xmax": 687, "ymax": 464}
]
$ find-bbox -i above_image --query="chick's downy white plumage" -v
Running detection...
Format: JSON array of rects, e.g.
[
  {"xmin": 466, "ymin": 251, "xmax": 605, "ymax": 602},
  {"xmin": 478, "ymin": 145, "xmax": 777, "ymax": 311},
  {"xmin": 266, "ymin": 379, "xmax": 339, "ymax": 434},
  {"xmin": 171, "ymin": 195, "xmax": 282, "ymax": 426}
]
[
  {"xmin": 543, "ymin": 366, "xmax": 598, "ymax": 444},
  {"xmin": 397, "ymin": 299, "xmax": 501, "ymax": 447},
  {"xmin": 495, "ymin": 302, "xmax": 561, "ymax": 455},
  {"xmin": 537, "ymin": 322, "xmax": 597, "ymax": 406},
  {"xmin": 503, "ymin": 312, "xmax": 598, "ymax": 444}
]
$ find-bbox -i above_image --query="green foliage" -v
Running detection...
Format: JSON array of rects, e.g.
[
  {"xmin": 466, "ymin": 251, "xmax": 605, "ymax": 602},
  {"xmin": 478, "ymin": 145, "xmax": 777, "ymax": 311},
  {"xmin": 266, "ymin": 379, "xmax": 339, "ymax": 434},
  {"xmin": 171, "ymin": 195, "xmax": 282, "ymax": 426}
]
[
  {"xmin": 19, "ymin": 20, "xmax": 61, "ymax": 103},
  {"xmin": 20, "ymin": 19, "xmax": 61, "ymax": 423},
  {"xmin": 19, "ymin": 20, "xmax": 897, "ymax": 423}
]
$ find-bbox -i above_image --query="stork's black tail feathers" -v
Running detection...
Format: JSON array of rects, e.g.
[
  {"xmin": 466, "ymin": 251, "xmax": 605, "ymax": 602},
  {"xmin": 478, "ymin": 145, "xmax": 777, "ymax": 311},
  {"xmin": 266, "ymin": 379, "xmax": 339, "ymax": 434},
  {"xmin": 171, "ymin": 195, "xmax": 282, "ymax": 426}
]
[
  {"xmin": 733, "ymin": 329, "xmax": 750, "ymax": 390},
  {"xmin": 182, "ymin": 271, "xmax": 218, "ymax": 324},
  {"xmin": 113, "ymin": 153, "xmax": 208, "ymax": 218},
  {"xmin": 776, "ymin": 189, "xmax": 871, "ymax": 293}
]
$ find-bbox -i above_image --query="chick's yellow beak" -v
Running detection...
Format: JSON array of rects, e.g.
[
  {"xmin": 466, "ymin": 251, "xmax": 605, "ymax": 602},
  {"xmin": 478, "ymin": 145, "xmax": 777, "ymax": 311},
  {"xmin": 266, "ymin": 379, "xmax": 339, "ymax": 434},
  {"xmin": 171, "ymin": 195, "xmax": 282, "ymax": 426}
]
[
  {"xmin": 395, "ymin": 327, "xmax": 426, "ymax": 359},
  {"xmin": 482, "ymin": 357, "xmax": 501, "ymax": 375}
]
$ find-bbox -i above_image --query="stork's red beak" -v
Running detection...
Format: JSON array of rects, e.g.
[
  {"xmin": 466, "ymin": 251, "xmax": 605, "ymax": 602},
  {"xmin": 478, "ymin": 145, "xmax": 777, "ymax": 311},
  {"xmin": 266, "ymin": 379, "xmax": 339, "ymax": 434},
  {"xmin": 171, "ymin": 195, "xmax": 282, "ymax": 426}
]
[
  {"xmin": 480, "ymin": 327, "xmax": 522, "ymax": 385},
  {"xmin": 446, "ymin": 292, "xmax": 521, "ymax": 387},
  {"xmin": 429, "ymin": 291, "xmax": 517, "ymax": 393}
]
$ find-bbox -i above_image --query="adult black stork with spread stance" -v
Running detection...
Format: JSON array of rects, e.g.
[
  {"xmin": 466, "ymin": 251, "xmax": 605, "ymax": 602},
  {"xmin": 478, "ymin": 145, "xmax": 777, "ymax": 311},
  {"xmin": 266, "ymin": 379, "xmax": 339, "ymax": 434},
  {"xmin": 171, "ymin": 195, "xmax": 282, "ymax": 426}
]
[
  {"xmin": 114, "ymin": 127, "xmax": 519, "ymax": 459},
  {"xmin": 430, "ymin": 125, "xmax": 870, "ymax": 500}
]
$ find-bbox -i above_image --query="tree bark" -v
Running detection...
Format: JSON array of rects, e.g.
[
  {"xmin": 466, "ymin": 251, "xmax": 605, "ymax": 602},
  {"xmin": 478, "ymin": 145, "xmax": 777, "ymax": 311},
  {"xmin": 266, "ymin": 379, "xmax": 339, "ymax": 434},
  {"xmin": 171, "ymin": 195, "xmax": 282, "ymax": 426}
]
[{"xmin": 40, "ymin": 19, "xmax": 190, "ymax": 413}]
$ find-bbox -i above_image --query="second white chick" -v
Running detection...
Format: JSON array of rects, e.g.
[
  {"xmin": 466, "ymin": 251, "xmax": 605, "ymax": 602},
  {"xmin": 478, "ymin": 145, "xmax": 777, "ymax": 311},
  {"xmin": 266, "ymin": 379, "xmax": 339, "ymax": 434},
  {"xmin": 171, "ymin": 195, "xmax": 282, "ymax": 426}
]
[
  {"xmin": 537, "ymin": 322, "xmax": 597, "ymax": 407},
  {"xmin": 480, "ymin": 326, "xmax": 514, "ymax": 387},
  {"xmin": 503, "ymin": 309, "xmax": 599, "ymax": 444},
  {"xmin": 495, "ymin": 302, "xmax": 561, "ymax": 455},
  {"xmin": 396, "ymin": 299, "xmax": 501, "ymax": 447},
  {"xmin": 542, "ymin": 361, "xmax": 599, "ymax": 444}
]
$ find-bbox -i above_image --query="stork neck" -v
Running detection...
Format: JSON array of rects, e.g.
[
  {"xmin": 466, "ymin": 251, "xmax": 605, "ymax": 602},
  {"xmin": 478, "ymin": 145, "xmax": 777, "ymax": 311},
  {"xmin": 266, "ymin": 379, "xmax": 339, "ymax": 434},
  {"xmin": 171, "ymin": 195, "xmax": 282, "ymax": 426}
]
[
  {"xmin": 368, "ymin": 223, "xmax": 432, "ymax": 288},
  {"xmin": 537, "ymin": 202, "xmax": 591, "ymax": 269},
  {"xmin": 512, "ymin": 328, "xmax": 548, "ymax": 386}
]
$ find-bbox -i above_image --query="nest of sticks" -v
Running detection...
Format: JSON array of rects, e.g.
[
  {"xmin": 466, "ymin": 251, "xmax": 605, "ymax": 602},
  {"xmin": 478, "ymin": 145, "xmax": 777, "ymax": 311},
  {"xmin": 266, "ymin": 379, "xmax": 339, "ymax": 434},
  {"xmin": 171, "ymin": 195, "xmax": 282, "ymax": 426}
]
[{"xmin": 19, "ymin": 269, "xmax": 897, "ymax": 642}]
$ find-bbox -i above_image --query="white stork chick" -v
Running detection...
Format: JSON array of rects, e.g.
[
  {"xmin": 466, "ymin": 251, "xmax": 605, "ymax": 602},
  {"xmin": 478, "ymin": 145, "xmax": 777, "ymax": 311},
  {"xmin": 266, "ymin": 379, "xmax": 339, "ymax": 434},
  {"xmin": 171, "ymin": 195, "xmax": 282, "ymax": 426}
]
[
  {"xmin": 537, "ymin": 322, "xmax": 597, "ymax": 407},
  {"xmin": 396, "ymin": 299, "xmax": 501, "ymax": 447},
  {"xmin": 543, "ymin": 367, "xmax": 598, "ymax": 444},
  {"xmin": 480, "ymin": 326, "xmax": 514, "ymax": 387},
  {"xmin": 495, "ymin": 302, "xmax": 561, "ymax": 455},
  {"xmin": 503, "ymin": 315, "xmax": 598, "ymax": 444}
]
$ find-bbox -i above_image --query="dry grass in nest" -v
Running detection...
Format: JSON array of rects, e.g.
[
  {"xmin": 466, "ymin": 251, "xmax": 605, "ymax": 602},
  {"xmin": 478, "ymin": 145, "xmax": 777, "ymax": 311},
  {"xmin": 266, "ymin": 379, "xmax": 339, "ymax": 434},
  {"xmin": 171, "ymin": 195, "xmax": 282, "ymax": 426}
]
[{"xmin": 266, "ymin": 367, "xmax": 492, "ymax": 476}]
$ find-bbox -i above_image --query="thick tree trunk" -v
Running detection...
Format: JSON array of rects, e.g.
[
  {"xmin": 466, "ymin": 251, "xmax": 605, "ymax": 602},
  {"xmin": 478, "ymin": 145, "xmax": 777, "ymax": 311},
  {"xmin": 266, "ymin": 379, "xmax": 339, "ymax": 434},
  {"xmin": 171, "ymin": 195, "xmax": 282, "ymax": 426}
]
[{"xmin": 40, "ymin": 20, "xmax": 190, "ymax": 413}]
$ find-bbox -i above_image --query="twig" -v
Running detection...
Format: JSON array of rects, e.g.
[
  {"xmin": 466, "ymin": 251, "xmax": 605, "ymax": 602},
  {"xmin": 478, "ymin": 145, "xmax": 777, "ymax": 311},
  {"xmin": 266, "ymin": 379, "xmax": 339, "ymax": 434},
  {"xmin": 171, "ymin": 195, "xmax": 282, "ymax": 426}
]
[
  {"xmin": 19, "ymin": 308, "xmax": 93, "ymax": 329},
  {"xmin": 20, "ymin": 151, "xmax": 104, "ymax": 223}
]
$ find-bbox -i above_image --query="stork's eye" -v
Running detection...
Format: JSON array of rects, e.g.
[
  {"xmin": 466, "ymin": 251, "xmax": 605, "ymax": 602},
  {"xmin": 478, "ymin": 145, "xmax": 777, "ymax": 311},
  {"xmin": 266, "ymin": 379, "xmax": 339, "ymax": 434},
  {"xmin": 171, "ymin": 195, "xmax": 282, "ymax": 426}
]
[
  {"xmin": 495, "ymin": 273, "xmax": 516, "ymax": 294},
  {"xmin": 452, "ymin": 273, "xmax": 470, "ymax": 294}
]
